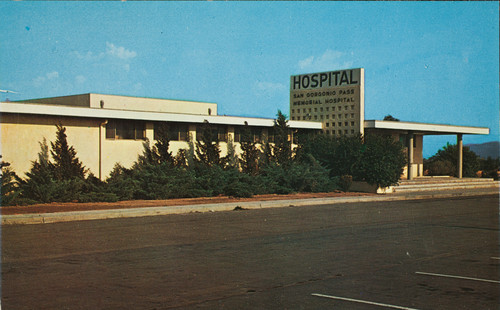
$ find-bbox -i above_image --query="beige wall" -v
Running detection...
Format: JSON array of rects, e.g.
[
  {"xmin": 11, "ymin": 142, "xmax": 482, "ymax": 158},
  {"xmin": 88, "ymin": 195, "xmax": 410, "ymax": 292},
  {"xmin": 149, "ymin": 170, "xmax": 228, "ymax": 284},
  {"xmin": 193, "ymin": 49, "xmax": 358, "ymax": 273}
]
[
  {"xmin": 16, "ymin": 94, "xmax": 91, "ymax": 108},
  {"xmin": 2, "ymin": 114, "xmax": 301, "ymax": 180},
  {"xmin": 1, "ymin": 113, "xmax": 101, "ymax": 178},
  {"xmin": 16, "ymin": 93, "xmax": 218, "ymax": 116},
  {"xmin": 89, "ymin": 94, "xmax": 217, "ymax": 115}
]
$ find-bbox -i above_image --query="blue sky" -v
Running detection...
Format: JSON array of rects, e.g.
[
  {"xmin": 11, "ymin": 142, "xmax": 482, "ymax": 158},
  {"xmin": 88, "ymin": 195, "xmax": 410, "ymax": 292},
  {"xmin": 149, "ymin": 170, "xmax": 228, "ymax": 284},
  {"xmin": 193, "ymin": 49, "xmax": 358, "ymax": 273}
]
[{"xmin": 1, "ymin": 1, "xmax": 498, "ymax": 157}]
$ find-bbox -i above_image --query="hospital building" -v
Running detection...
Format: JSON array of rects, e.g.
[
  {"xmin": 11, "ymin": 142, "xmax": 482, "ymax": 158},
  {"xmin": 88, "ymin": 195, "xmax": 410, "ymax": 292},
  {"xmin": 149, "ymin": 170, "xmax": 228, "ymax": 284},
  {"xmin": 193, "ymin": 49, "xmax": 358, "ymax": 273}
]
[{"xmin": 0, "ymin": 68, "xmax": 490, "ymax": 181}]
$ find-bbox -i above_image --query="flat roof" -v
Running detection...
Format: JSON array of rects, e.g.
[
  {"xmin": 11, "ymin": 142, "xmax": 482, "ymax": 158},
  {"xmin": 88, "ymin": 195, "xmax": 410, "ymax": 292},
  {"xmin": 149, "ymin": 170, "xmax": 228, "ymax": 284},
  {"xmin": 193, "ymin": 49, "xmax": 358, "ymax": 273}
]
[
  {"xmin": 0, "ymin": 101, "xmax": 322, "ymax": 130},
  {"xmin": 14, "ymin": 93, "xmax": 218, "ymax": 105},
  {"xmin": 364, "ymin": 120, "xmax": 489, "ymax": 135}
]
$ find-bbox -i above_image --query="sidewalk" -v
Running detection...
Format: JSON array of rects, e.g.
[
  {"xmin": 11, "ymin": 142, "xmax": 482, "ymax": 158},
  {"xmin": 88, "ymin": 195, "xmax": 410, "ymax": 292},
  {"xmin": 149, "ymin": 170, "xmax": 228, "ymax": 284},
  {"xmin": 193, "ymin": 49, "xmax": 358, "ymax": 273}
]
[{"xmin": 2, "ymin": 187, "xmax": 498, "ymax": 225}]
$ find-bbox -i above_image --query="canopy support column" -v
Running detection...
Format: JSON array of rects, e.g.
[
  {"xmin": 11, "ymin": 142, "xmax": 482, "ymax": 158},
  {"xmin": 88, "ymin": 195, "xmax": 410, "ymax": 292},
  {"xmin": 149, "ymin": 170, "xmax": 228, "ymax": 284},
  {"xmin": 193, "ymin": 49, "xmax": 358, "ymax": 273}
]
[
  {"xmin": 457, "ymin": 134, "xmax": 463, "ymax": 178},
  {"xmin": 408, "ymin": 132, "xmax": 414, "ymax": 180}
]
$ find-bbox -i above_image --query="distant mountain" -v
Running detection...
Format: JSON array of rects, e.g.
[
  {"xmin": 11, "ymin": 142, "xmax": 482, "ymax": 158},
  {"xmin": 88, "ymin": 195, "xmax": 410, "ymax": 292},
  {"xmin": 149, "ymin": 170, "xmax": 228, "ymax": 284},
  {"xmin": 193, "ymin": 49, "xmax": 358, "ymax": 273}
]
[{"xmin": 466, "ymin": 141, "xmax": 499, "ymax": 159}]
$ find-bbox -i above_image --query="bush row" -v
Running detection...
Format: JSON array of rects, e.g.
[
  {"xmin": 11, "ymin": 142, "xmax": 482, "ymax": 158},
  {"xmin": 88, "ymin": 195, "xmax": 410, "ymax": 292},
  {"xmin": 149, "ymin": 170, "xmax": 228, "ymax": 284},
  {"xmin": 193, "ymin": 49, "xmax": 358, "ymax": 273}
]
[{"xmin": 1, "ymin": 114, "xmax": 410, "ymax": 206}]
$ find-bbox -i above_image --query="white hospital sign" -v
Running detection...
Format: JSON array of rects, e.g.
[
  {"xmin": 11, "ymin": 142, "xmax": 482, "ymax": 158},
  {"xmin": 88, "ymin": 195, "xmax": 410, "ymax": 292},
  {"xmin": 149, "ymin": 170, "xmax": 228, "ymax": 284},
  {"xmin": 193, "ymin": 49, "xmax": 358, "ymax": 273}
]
[
  {"xmin": 291, "ymin": 69, "xmax": 361, "ymax": 90},
  {"xmin": 290, "ymin": 68, "xmax": 365, "ymax": 136}
]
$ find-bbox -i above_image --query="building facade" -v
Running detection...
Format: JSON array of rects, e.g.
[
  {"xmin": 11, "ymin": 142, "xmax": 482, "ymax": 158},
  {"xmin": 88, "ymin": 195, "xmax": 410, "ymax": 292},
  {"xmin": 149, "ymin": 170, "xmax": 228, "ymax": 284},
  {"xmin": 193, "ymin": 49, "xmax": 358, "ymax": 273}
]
[{"xmin": 1, "ymin": 94, "xmax": 321, "ymax": 179}]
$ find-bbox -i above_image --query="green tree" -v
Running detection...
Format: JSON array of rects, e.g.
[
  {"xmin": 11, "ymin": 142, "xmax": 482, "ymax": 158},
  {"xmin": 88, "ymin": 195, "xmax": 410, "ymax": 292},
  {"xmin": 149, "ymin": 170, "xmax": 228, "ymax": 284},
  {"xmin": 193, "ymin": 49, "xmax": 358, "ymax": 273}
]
[
  {"xmin": 1, "ymin": 160, "xmax": 20, "ymax": 206},
  {"xmin": 355, "ymin": 134, "xmax": 406, "ymax": 188},
  {"xmin": 195, "ymin": 121, "xmax": 222, "ymax": 167},
  {"xmin": 223, "ymin": 135, "xmax": 239, "ymax": 170},
  {"xmin": 19, "ymin": 138, "xmax": 59, "ymax": 202},
  {"xmin": 478, "ymin": 156, "xmax": 499, "ymax": 179},
  {"xmin": 152, "ymin": 122, "xmax": 174, "ymax": 165},
  {"xmin": 239, "ymin": 123, "xmax": 261, "ymax": 175},
  {"xmin": 383, "ymin": 115, "xmax": 400, "ymax": 121},
  {"xmin": 136, "ymin": 123, "xmax": 174, "ymax": 167},
  {"xmin": 271, "ymin": 110, "xmax": 292, "ymax": 166},
  {"xmin": 300, "ymin": 134, "xmax": 363, "ymax": 178},
  {"xmin": 425, "ymin": 143, "xmax": 480, "ymax": 177},
  {"xmin": 50, "ymin": 124, "xmax": 86, "ymax": 180}
]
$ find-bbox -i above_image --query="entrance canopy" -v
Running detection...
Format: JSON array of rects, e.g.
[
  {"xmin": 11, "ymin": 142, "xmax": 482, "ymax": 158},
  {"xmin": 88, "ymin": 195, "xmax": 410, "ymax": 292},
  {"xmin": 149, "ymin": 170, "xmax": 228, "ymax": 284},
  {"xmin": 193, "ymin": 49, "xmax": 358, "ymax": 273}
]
[
  {"xmin": 364, "ymin": 120, "xmax": 489, "ymax": 136},
  {"xmin": 364, "ymin": 120, "xmax": 490, "ymax": 180}
]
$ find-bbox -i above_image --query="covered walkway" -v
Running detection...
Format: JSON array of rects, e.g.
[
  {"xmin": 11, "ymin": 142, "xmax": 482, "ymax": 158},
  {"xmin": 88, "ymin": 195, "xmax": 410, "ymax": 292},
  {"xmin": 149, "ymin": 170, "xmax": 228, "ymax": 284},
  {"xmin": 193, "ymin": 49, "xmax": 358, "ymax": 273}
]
[{"xmin": 364, "ymin": 120, "xmax": 490, "ymax": 180}]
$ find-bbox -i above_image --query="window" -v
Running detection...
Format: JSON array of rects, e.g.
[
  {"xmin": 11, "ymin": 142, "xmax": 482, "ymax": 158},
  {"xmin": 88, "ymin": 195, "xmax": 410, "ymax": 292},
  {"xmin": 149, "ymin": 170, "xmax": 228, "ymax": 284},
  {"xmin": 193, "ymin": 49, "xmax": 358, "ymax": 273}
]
[
  {"xmin": 196, "ymin": 124, "xmax": 227, "ymax": 142},
  {"xmin": 268, "ymin": 128, "xmax": 275, "ymax": 143},
  {"xmin": 338, "ymin": 106, "xmax": 342, "ymax": 111},
  {"xmin": 106, "ymin": 120, "xmax": 145, "ymax": 140},
  {"xmin": 326, "ymin": 122, "xmax": 330, "ymax": 127},
  {"xmin": 351, "ymin": 105, "xmax": 355, "ymax": 110},
  {"xmin": 351, "ymin": 121, "xmax": 355, "ymax": 126},
  {"xmin": 345, "ymin": 122, "xmax": 348, "ymax": 126},
  {"xmin": 218, "ymin": 126, "xmax": 228, "ymax": 142},
  {"xmin": 234, "ymin": 127, "xmax": 262, "ymax": 143},
  {"xmin": 291, "ymin": 117, "xmax": 295, "ymax": 120},
  {"xmin": 154, "ymin": 122, "xmax": 188, "ymax": 141}
]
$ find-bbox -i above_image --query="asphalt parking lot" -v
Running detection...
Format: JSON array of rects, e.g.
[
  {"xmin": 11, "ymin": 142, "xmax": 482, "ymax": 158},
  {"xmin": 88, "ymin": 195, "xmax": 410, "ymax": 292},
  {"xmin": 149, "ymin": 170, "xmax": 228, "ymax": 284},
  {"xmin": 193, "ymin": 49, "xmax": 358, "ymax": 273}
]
[{"xmin": 2, "ymin": 195, "xmax": 499, "ymax": 309}]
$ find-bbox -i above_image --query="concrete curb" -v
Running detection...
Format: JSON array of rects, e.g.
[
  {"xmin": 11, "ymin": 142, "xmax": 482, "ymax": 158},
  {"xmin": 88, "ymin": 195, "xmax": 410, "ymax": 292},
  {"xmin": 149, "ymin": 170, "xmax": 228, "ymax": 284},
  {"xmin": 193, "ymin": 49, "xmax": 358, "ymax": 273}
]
[{"xmin": 2, "ymin": 190, "xmax": 498, "ymax": 225}]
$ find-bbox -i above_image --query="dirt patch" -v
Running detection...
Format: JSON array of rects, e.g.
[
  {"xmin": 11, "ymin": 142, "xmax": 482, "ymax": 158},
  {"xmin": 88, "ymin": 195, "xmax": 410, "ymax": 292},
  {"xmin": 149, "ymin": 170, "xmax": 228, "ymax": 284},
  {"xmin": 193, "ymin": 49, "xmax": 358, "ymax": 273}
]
[{"xmin": 1, "ymin": 192, "xmax": 374, "ymax": 215}]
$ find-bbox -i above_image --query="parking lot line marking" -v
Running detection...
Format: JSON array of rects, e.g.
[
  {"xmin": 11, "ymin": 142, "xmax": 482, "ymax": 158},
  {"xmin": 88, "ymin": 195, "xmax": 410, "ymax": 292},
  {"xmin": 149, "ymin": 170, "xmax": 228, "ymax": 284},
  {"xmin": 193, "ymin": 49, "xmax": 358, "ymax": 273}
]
[
  {"xmin": 311, "ymin": 293, "xmax": 421, "ymax": 310},
  {"xmin": 416, "ymin": 271, "xmax": 500, "ymax": 284}
]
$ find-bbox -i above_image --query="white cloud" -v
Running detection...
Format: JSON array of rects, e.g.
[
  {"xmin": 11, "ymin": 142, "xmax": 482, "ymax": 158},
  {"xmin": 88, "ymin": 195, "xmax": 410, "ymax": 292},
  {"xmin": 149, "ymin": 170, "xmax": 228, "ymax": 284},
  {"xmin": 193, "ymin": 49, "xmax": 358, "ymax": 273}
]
[
  {"xmin": 298, "ymin": 56, "xmax": 314, "ymax": 69},
  {"xmin": 133, "ymin": 82, "xmax": 143, "ymax": 92},
  {"xmin": 255, "ymin": 81, "xmax": 286, "ymax": 93},
  {"xmin": 75, "ymin": 75, "xmax": 86, "ymax": 84},
  {"xmin": 46, "ymin": 71, "xmax": 59, "ymax": 80},
  {"xmin": 72, "ymin": 51, "xmax": 100, "ymax": 61},
  {"xmin": 33, "ymin": 76, "xmax": 45, "ymax": 87},
  {"xmin": 106, "ymin": 42, "xmax": 137, "ymax": 60},
  {"xmin": 71, "ymin": 43, "xmax": 137, "ymax": 62},
  {"xmin": 298, "ymin": 49, "xmax": 353, "ymax": 72},
  {"xmin": 33, "ymin": 71, "xmax": 59, "ymax": 87}
]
